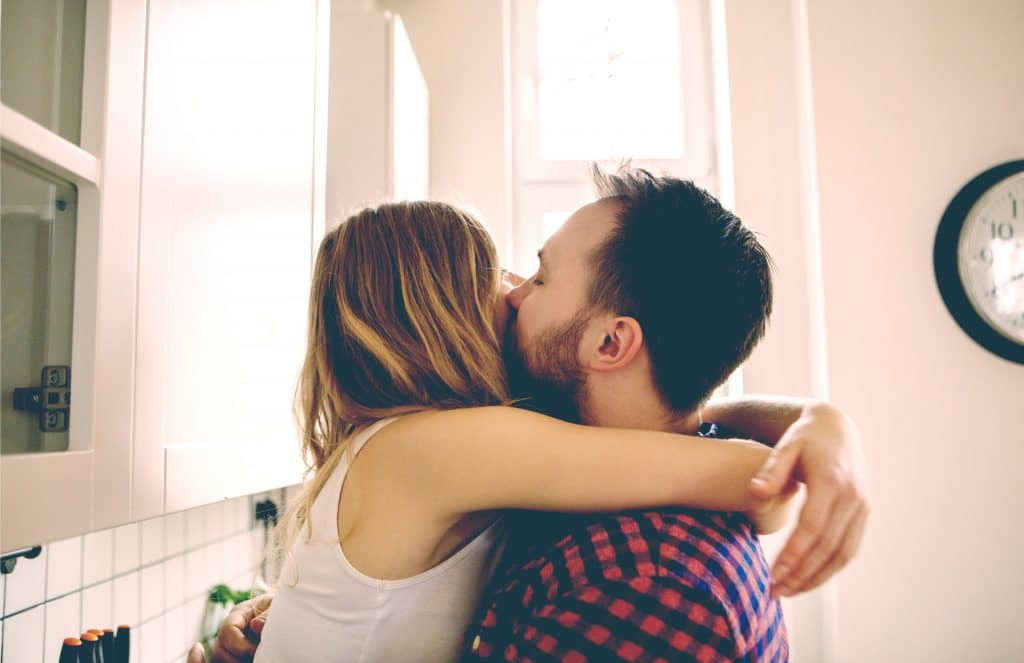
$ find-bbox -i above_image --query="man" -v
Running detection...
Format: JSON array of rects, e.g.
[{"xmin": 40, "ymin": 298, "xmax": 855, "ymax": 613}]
[
  {"xmin": 197, "ymin": 168, "xmax": 867, "ymax": 662},
  {"xmin": 459, "ymin": 167, "xmax": 866, "ymax": 661}
]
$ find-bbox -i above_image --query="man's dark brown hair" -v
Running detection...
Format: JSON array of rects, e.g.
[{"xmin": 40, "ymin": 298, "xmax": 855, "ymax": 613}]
[{"xmin": 589, "ymin": 165, "xmax": 774, "ymax": 415}]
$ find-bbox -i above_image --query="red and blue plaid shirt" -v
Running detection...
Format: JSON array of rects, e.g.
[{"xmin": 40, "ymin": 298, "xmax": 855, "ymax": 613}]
[{"xmin": 462, "ymin": 428, "xmax": 788, "ymax": 662}]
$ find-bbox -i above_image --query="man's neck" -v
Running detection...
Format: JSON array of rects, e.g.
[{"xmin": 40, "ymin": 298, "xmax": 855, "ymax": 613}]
[{"xmin": 578, "ymin": 376, "xmax": 701, "ymax": 435}]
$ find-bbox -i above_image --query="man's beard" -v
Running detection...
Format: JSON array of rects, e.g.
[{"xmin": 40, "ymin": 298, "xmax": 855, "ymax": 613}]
[{"xmin": 502, "ymin": 311, "xmax": 591, "ymax": 423}]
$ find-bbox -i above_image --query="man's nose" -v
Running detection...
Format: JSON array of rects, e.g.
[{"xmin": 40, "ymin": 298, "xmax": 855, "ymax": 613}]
[{"xmin": 506, "ymin": 278, "xmax": 530, "ymax": 310}]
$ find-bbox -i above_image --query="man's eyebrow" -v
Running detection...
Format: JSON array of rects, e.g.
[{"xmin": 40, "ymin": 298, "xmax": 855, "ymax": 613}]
[{"xmin": 536, "ymin": 249, "xmax": 545, "ymax": 266}]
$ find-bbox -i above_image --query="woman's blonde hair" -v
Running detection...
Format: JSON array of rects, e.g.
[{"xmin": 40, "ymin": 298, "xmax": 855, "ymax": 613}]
[{"xmin": 266, "ymin": 201, "xmax": 509, "ymax": 583}]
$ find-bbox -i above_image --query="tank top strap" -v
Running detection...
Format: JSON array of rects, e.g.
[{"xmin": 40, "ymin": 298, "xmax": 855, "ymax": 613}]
[
  {"xmin": 308, "ymin": 416, "xmax": 401, "ymax": 540},
  {"xmin": 348, "ymin": 416, "xmax": 401, "ymax": 457}
]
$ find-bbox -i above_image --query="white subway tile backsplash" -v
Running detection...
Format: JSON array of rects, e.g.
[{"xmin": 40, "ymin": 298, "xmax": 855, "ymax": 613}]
[
  {"xmin": 164, "ymin": 604, "xmax": 186, "ymax": 660},
  {"xmin": 205, "ymin": 540, "xmax": 225, "ymax": 592},
  {"xmin": 112, "ymin": 571, "xmax": 140, "ymax": 629},
  {"xmin": 5, "ymin": 547, "xmax": 47, "ymax": 614},
  {"xmin": 42, "ymin": 592, "xmax": 80, "ymax": 663},
  {"xmin": 140, "ymin": 616, "xmax": 164, "ymax": 663},
  {"xmin": 205, "ymin": 501, "xmax": 225, "ymax": 542},
  {"xmin": 166, "ymin": 511, "xmax": 186, "ymax": 557},
  {"xmin": 141, "ymin": 516, "xmax": 165, "ymax": 565},
  {"xmin": 186, "ymin": 505, "xmax": 206, "ymax": 551},
  {"xmin": 165, "ymin": 556, "xmax": 185, "ymax": 607},
  {"xmin": 140, "ymin": 563, "xmax": 164, "ymax": 622},
  {"xmin": 45, "ymin": 537, "xmax": 81, "ymax": 600},
  {"xmin": 185, "ymin": 547, "xmax": 208, "ymax": 599},
  {"xmin": 81, "ymin": 581, "xmax": 112, "ymax": 633},
  {"xmin": 5, "ymin": 603, "xmax": 44, "ymax": 663},
  {"xmin": 2, "ymin": 485, "xmax": 295, "ymax": 663},
  {"xmin": 249, "ymin": 529, "xmax": 265, "ymax": 571},
  {"xmin": 227, "ymin": 496, "xmax": 249, "ymax": 533},
  {"xmin": 83, "ymin": 528, "xmax": 114, "ymax": 586},
  {"xmin": 184, "ymin": 596, "xmax": 206, "ymax": 644},
  {"xmin": 114, "ymin": 522, "xmax": 141, "ymax": 575}
]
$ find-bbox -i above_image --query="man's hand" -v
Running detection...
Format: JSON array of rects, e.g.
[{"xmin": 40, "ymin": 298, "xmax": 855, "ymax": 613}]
[
  {"xmin": 204, "ymin": 593, "xmax": 274, "ymax": 663},
  {"xmin": 748, "ymin": 402, "xmax": 869, "ymax": 597}
]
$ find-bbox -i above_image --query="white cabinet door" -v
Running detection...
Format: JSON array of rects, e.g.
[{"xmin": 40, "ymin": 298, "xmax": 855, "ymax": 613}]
[
  {"xmin": 1, "ymin": 0, "xmax": 147, "ymax": 551},
  {"xmin": 133, "ymin": 0, "xmax": 326, "ymax": 519}
]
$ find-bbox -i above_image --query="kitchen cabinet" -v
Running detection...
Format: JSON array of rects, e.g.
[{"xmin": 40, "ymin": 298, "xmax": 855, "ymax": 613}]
[
  {"xmin": 1, "ymin": 0, "xmax": 328, "ymax": 551},
  {"xmin": 2, "ymin": 0, "xmax": 147, "ymax": 551},
  {"xmin": 131, "ymin": 0, "xmax": 327, "ymax": 519}
]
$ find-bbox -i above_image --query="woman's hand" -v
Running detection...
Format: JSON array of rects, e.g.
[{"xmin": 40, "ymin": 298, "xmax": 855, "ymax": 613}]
[
  {"xmin": 745, "ymin": 476, "xmax": 800, "ymax": 535},
  {"xmin": 748, "ymin": 402, "xmax": 870, "ymax": 597},
  {"xmin": 205, "ymin": 593, "xmax": 274, "ymax": 663}
]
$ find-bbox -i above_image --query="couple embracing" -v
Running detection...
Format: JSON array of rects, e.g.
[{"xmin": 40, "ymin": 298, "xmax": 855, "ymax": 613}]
[{"xmin": 195, "ymin": 166, "xmax": 868, "ymax": 663}]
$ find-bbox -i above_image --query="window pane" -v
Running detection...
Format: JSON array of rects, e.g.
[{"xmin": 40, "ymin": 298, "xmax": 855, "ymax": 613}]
[
  {"xmin": 542, "ymin": 211, "xmax": 571, "ymax": 242},
  {"xmin": 1, "ymin": 151, "xmax": 78, "ymax": 454},
  {"xmin": 1, "ymin": 0, "xmax": 88, "ymax": 145},
  {"xmin": 537, "ymin": 0, "xmax": 684, "ymax": 161}
]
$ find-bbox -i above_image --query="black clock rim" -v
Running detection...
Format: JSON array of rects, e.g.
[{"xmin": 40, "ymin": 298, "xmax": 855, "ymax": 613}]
[{"xmin": 933, "ymin": 159, "xmax": 1024, "ymax": 364}]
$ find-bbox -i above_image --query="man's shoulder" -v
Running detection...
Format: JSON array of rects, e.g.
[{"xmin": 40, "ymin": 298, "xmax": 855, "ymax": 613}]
[
  {"xmin": 502, "ymin": 508, "xmax": 780, "ymax": 655},
  {"xmin": 535, "ymin": 508, "xmax": 764, "ymax": 585}
]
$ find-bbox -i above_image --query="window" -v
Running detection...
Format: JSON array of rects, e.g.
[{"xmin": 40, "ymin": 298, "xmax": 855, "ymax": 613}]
[
  {"xmin": 536, "ymin": 0, "xmax": 684, "ymax": 162},
  {"xmin": 510, "ymin": 0, "xmax": 717, "ymax": 274}
]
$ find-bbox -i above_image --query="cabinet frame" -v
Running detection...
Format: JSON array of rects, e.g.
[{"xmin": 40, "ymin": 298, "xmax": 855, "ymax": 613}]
[{"xmin": 1, "ymin": 0, "xmax": 146, "ymax": 551}]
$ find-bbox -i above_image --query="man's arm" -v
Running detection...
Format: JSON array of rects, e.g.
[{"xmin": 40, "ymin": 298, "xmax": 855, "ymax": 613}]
[
  {"xmin": 701, "ymin": 394, "xmax": 812, "ymax": 447},
  {"xmin": 471, "ymin": 576, "xmax": 753, "ymax": 662}
]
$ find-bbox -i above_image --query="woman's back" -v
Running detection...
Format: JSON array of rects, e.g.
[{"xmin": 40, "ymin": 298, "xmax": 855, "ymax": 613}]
[{"xmin": 255, "ymin": 418, "xmax": 506, "ymax": 663}]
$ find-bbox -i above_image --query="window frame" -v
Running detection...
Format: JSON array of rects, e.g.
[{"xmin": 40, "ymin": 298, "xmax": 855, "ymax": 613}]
[{"xmin": 509, "ymin": 0, "xmax": 718, "ymax": 273}]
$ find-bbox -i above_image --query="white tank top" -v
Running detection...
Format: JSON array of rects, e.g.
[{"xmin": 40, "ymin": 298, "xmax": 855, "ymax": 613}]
[{"xmin": 254, "ymin": 417, "xmax": 506, "ymax": 663}]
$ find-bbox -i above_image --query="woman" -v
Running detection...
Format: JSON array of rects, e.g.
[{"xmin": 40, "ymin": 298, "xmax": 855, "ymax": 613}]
[{"xmin": 252, "ymin": 201, "xmax": 798, "ymax": 662}]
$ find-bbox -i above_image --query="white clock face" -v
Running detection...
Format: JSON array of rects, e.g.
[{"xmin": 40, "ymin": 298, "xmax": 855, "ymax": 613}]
[{"xmin": 957, "ymin": 171, "xmax": 1024, "ymax": 343}]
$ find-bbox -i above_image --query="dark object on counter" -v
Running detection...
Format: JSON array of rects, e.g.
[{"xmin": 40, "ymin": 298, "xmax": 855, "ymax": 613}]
[
  {"xmin": 114, "ymin": 624, "xmax": 131, "ymax": 663},
  {"xmin": 86, "ymin": 629, "xmax": 105, "ymax": 662},
  {"xmin": 80, "ymin": 632, "xmax": 99, "ymax": 663},
  {"xmin": 100, "ymin": 628, "xmax": 116, "ymax": 662},
  {"xmin": 255, "ymin": 498, "xmax": 278, "ymax": 526},
  {"xmin": 58, "ymin": 637, "xmax": 82, "ymax": 663}
]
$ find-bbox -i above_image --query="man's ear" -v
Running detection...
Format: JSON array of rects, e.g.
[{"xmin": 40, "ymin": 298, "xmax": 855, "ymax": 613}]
[{"xmin": 586, "ymin": 316, "xmax": 643, "ymax": 372}]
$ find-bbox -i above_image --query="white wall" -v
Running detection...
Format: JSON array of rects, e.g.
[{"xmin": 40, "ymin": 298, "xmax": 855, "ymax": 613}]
[
  {"xmin": 729, "ymin": 1, "xmax": 1024, "ymax": 660},
  {"xmin": 379, "ymin": 0, "xmax": 514, "ymax": 263}
]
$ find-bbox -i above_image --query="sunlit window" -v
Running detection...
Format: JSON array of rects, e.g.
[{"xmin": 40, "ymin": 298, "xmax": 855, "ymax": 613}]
[
  {"xmin": 541, "ymin": 211, "xmax": 571, "ymax": 242},
  {"xmin": 537, "ymin": 0, "xmax": 684, "ymax": 161}
]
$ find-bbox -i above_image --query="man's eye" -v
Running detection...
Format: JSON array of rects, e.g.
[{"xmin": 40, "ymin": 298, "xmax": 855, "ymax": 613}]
[{"xmin": 532, "ymin": 278, "xmax": 543, "ymax": 286}]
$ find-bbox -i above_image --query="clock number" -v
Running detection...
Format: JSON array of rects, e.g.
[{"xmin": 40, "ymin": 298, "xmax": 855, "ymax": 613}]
[
  {"xmin": 978, "ymin": 247, "xmax": 993, "ymax": 265},
  {"xmin": 1013, "ymin": 197, "xmax": 1019, "ymax": 218},
  {"xmin": 991, "ymin": 222, "xmax": 1014, "ymax": 240}
]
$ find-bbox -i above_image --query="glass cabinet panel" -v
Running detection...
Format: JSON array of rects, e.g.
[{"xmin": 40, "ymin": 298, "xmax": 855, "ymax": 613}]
[
  {"xmin": 1, "ymin": 0, "xmax": 88, "ymax": 144},
  {"xmin": 1, "ymin": 151, "xmax": 77, "ymax": 454}
]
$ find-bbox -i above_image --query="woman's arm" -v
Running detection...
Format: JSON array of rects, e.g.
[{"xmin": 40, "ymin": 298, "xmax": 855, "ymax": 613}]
[{"xmin": 372, "ymin": 406, "xmax": 772, "ymax": 517}]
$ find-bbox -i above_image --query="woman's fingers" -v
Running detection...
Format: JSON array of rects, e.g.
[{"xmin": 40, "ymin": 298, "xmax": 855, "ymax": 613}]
[
  {"xmin": 799, "ymin": 503, "xmax": 869, "ymax": 593},
  {"xmin": 187, "ymin": 643, "xmax": 207, "ymax": 663},
  {"xmin": 210, "ymin": 594, "xmax": 274, "ymax": 661},
  {"xmin": 770, "ymin": 485, "xmax": 835, "ymax": 596},
  {"xmin": 749, "ymin": 441, "xmax": 802, "ymax": 501},
  {"xmin": 774, "ymin": 489, "xmax": 860, "ymax": 595}
]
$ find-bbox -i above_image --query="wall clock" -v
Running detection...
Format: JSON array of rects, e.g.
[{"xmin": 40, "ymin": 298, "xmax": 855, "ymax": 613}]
[{"xmin": 934, "ymin": 159, "xmax": 1024, "ymax": 364}]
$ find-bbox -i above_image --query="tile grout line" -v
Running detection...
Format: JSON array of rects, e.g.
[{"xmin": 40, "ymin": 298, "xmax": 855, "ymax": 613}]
[
  {"xmin": 0, "ymin": 525, "xmax": 253, "ymax": 624},
  {"xmin": 79, "ymin": 534, "xmax": 85, "ymax": 638},
  {"xmin": 2, "ymin": 555, "xmax": 7, "ymax": 663}
]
